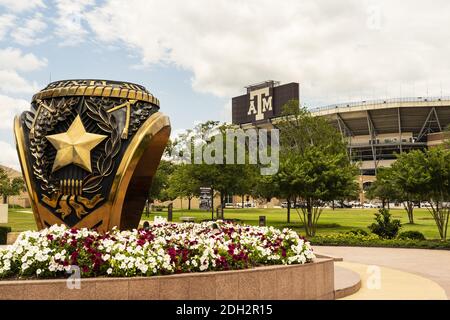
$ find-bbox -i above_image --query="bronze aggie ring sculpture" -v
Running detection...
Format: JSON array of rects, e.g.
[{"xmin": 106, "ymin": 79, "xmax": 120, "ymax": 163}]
[{"xmin": 14, "ymin": 79, "xmax": 171, "ymax": 232}]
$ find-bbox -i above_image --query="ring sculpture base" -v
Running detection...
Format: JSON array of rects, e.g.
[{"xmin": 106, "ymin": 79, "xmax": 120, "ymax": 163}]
[
  {"xmin": 0, "ymin": 258, "xmax": 335, "ymax": 300},
  {"xmin": 14, "ymin": 79, "xmax": 171, "ymax": 232}
]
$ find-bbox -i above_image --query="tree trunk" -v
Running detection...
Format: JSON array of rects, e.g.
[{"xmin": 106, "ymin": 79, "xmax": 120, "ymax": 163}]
[
  {"xmin": 286, "ymin": 197, "xmax": 291, "ymax": 223},
  {"xmin": 404, "ymin": 201, "xmax": 414, "ymax": 224},
  {"xmin": 428, "ymin": 200, "xmax": 447, "ymax": 240},
  {"xmin": 220, "ymin": 192, "xmax": 225, "ymax": 220},
  {"xmin": 211, "ymin": 188, "xmax": 214, "ymax": 220},
  {"xmin": 188, "ymin": 197, "xmax": 191, "ymax": 210},
  {"xmin": 307, "ymin": 198, "xmax": 313, "ymax": 236},
  {"xmin": 241, "ymin": 194, "xmax": 244, "ymax": 208},
  {"xmin": 2, "ymin": 195, "xmax": 7, "ymax": 204},
  {"xmin": 145, "ymin": 197, "xmax": 150, "ymax": 216}
]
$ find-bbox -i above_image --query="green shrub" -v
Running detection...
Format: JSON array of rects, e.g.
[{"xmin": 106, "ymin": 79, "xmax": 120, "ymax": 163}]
[
  {"xmin": 368, "ymin": 208, "xmax": 401, "ymax": 239},
  {"xmin": 346, "ymin": 229, "xmax": 369, "ymax": 236},
  {"xmin": 398, "ymin": 231, "xmax": 426, "ymax": 241},
  {"xmin": 311, "ymin": 232, "xmax": 380, "ymax": 243},
  {"xmin": 8, "ymin": 204, "xmax": 24, "ymax": 209},
  {"xmin": 0, "ymin": 226, "xmax": 11, "ymax": 245},
  {"xmin": 310, "ymin": 235, "xmax": 450, "ymax": 250}
]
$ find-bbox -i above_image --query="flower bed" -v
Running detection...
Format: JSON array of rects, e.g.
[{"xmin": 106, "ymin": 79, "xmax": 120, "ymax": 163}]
[{"xmin": 0, "ymin": 221, "xmax": 315, "ymax": 279}]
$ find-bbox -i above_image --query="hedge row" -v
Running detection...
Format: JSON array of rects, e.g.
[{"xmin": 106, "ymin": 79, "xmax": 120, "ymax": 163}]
[{"xmin": 310, "ymin": 233, "xmax": 450, "ymax": 250}]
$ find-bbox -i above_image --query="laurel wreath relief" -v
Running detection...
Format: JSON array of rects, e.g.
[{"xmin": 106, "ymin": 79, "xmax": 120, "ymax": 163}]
[
  {"xmin": 26, "ymin": 97, "xmax": 78, "ymax": 194},
  {"xmin": 83, "ymin": 99, "xmax": 122, "ymax": 194}
]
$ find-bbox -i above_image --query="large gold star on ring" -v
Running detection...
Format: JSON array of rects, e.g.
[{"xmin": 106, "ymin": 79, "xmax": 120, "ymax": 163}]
[{"xmin": 46, "ymin": 115, "xmax": 107, "ymax": 173}]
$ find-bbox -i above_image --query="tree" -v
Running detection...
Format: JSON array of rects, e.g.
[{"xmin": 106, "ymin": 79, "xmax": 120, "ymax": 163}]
[
  {"xmin": 148, "ymin": 160, "xmax": 175, "ymax": 204},
  {"xmin": 444, "ymin": 124, "xmax": 450, "ymax": 148},
  {"xmin": 366, "ymin": 168, "xmax": 397, "ymax": 209},
  {"xmin": 171, "ymin": 121, "xmax": 257, "ymax": 218},
  {"xmin": 167, "ymin": 164, "xmax": 200, "ymax": 210},
  {"xmin": 233, "ymin": 163, "xmax": 258, "ymax": 208},
  {"xmin": 250, "ymin": 174, "xmax": 279, "ymax": 206},
  {"xmin": 0, "ymin": 168, "xmax": 26, "ymax": 204},
  {"xmin": 193, "ymin": 153, "xmax": 250, "ymax": 217},
  {"xmin": 275, "ymin": 101, "xmax": 359, "ymax": 236},
  {"xmin": 389, "ymin": 150, "xmax": 430, "ymax": 224},
  {"xmin": 417, "ymin": 147, "xmax": 450, "ymax": 240},
  {"xmin": 273, "ymin": 159, "xmax": 298, "ymax": 223},
  {"xmin": 284, "ymin": 147, "xmax": 358, "ymax": 236}
]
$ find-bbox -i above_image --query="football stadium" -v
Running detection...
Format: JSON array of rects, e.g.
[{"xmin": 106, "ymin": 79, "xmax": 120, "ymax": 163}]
[{"xmin": 233, "ymin": 81, "xmax": 450, "ymax": 203}]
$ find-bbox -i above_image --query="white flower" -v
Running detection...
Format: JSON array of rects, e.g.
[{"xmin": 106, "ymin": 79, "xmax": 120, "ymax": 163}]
[
  {"xmin": 139, "ymin": 265, "xmax": 148, "ymax": 273},
  {"xmin": 0, "ymin": 221, "xmax": 315, "ymax": 279}
]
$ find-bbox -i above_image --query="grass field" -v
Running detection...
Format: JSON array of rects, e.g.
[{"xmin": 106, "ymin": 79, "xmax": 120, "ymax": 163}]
[{"xmin": 1, "ymin": 207, "xmax": 444, "ymax": 239}]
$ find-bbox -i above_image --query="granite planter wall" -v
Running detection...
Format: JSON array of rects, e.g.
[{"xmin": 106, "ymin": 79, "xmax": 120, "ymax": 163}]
[{"xmin": 0, "ymin": 258, "xmax": 334, "ymax": 300}]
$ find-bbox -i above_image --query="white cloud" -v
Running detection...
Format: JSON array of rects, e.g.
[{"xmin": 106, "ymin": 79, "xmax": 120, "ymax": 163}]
[
  {"xmin": 0, "ymin": 47, "xmax": 47, "ymax": 72},
  {"xmin": 220, "ymin": 101, "xmax": 232, "ymax": 124},
  {"xmin": 11, "ymin": 13, "xmax": 48, "ymax": 46},
  {"xmin": 0, "ymin": 14, "xmax": 15, "ymax": 39},
  {"xmin": 53, "ymin": 0, "xmax": 96, "ymax": 45},
  {"xmin": 84, "ymin": 0, "xmax": 450, "ymax": 105},
  {"xmin": 0, "ymin": 69, "xmax": 40, "ymax": 94},
  {"xmin": 0, "ymin": 48, "xmax": 47, "ymax": 94},
  {"xmin": 0, "ymin": 140, "xmax": 20, "ymax": 171},
  {"xmin": 0, "ymin": 0, "xmax": 45, "ymax": 12},
  {"xmin": 0, "ymin": 94, "xmax": 29, "ymax": 129}
]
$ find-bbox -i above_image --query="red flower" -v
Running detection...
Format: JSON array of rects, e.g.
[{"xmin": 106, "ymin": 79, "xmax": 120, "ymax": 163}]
[{"xmin": 70, "ymin": 251, "xmax": 78, "ymax": 263}]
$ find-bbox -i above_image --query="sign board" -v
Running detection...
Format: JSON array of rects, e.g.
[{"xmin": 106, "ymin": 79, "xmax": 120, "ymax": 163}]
[
  {"xmin": 259, "ymin": 215, "xmax": 266, "ymax": 227},
  {"xmin": 232, "ymin": 82, "xmax": 299, "ymax": 125},
  {"xmin": 199, "ymin": 187, "xmax": 212, "ymax": 211}
]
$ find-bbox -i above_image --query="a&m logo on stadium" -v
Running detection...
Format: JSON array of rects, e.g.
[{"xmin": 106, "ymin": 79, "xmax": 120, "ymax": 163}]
[{"xmin": 247, "ymin": 87, "xmax": 273, "ymax": 121}]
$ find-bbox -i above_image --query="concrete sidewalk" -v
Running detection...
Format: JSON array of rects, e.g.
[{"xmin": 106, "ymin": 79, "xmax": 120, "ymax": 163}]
[
  {"xmin": 336, "ymin": 261, "xmax": 447, "ymax": 299},
  {"xmin": 314, "ymin": 246, "xmax": 450, "ymax": 299}
]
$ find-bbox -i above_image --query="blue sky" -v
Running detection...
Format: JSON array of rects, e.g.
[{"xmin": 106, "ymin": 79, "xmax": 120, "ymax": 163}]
[{"xmin": 1, "ymin": 0, "xmax": 450, "ymax": 169}]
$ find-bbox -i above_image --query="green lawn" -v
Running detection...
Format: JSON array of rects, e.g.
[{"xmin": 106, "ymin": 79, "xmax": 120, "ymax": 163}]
[
  {"xmin": 0, "ymin": 209, "xmax": 36, "ymax": 232},
  {"xmin": 143, "ymin": 207, "xmax": 444, "ymax": 240},
  {"xmin": 1, "ymin": 207, "xmax": 446, "ymax": 240}
]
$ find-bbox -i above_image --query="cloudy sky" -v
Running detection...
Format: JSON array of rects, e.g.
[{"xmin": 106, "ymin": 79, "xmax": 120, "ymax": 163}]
[{"xmin": 1, "ymin": 0, "xmax": 450, "ymax": 169}]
